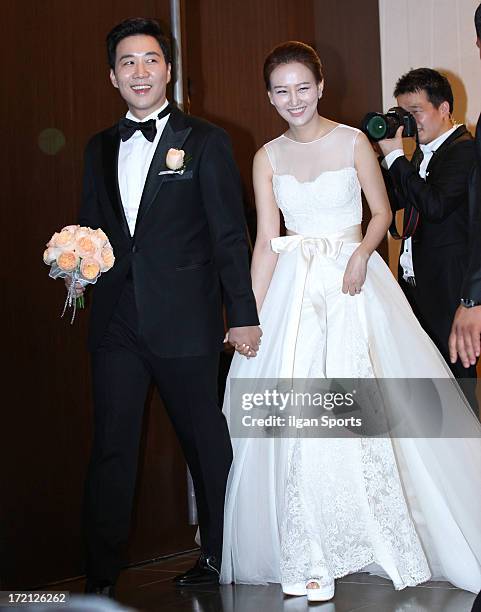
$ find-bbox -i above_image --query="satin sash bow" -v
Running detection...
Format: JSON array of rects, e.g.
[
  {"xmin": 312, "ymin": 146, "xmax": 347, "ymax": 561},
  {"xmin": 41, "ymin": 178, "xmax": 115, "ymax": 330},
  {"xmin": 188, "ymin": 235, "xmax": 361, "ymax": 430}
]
[
  {"xmin": 270, "ymin": 224, "xmax": 363, "ymax": 379},
  {"xmin": 271, "ymin": 224, "xmax": 362, "ymax": 258}
]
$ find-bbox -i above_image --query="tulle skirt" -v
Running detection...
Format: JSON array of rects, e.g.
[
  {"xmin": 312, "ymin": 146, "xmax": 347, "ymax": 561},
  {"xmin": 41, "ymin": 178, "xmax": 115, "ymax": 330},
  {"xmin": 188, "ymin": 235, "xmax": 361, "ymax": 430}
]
[{"xmin": 220, "ymin": 234, "xmax": 481, "ymax": 593}]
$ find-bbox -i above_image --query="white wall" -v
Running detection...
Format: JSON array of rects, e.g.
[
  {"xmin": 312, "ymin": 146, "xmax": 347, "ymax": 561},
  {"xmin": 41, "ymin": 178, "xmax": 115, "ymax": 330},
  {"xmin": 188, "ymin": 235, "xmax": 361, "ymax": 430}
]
[
  {"xmin": 379, "ymin": 0, "xmax": 480, "ymax": 127},
  {"xmin": 379, "ymin": 0, "xmax": 481, "ymax": 271}
]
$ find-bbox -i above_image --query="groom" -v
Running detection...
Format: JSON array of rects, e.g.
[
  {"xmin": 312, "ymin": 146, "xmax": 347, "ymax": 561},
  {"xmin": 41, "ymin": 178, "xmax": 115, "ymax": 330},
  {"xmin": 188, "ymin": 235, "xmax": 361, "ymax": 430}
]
[{"xmin": 78, "ymin": 17, "xmax": 261, "ymax": 594}]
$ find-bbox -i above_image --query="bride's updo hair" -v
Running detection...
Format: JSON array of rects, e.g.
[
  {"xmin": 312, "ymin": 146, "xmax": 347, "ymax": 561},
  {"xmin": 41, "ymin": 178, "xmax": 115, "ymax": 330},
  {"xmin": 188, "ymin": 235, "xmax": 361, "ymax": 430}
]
[{"xmin": 263, "ymin": 41, "xmax": 323, "ymax": 90}]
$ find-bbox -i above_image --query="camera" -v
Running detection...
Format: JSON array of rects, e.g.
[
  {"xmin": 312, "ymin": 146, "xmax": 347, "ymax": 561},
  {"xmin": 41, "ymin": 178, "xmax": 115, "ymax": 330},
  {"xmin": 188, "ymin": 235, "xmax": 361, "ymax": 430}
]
[{"xmin": 361, "ymin": 107, "xmax": 417, "ymax": 141}]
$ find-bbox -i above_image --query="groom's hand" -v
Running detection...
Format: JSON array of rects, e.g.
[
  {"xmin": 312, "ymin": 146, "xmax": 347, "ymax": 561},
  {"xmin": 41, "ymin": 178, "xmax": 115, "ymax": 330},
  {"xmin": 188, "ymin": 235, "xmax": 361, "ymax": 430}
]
[
  {"xmin": 64, "ymin": 277, "xmax": 86, "ymax": 297},
  {"xmin": 226, "ymin": 326, "xmax": 262, "ymax": 358}
]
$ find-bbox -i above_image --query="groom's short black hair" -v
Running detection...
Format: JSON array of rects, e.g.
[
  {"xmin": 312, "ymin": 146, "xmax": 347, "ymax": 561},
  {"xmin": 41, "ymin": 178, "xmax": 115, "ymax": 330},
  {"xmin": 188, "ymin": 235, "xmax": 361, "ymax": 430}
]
[{"xmin": 106, "ymin": 17, "xmax": 171, "ymax": 70}]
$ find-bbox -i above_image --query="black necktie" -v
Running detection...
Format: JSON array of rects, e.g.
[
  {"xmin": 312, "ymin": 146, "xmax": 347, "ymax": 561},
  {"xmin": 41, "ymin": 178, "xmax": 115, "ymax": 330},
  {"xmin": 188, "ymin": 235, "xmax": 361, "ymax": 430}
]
[
  {"xmin": 118, "ymin": 104, "xmax": 171, "ymax": 142},
  {"xmin": 411, "ymin": 146, "xmax": 424, "ymax": 172},
  {"xmin": 402, "ymin": 146, "xmax": 423, "ymax": 238}
]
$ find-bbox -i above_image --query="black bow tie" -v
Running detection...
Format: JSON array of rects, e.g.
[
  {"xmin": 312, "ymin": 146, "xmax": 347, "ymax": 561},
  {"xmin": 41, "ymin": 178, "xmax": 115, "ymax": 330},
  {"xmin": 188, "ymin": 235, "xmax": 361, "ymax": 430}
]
[{"xmin": 119, "ymin": 104, "xmax": 171, "ymax": 142}]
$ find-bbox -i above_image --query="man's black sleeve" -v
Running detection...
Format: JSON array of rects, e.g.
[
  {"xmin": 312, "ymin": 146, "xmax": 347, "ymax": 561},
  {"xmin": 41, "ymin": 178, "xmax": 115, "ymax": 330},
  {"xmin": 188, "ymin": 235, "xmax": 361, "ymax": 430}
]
[{"xmin": 387, "ymin": 141, "xmax": 475, "ymax": 223}]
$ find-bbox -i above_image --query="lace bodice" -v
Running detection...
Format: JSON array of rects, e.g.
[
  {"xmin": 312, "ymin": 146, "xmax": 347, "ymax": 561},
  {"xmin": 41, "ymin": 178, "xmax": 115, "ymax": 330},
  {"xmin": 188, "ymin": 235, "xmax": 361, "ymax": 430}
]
[{"xmin": 264, "ymin": 125, "xmax": 362, "ymax": 235}]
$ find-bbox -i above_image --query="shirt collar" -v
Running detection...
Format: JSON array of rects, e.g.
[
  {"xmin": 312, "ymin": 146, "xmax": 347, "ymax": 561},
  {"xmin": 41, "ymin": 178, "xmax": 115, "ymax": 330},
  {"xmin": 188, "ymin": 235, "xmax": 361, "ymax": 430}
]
[
  {"xmin": 125, "ymin": 99, "xmax": 169, "ymax": 123},
  {"xmin": 420, "ymin": 124, "xmax": 458, "ymax": 155}
]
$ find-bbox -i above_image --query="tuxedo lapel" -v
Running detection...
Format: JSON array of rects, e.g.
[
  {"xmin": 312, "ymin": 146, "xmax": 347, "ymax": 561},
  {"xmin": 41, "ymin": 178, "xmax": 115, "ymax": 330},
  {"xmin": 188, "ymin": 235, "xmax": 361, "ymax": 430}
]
[
  {"xmin": 101, "ymin": 127, "xmax": 130, "ymax": 238},
  {"xmin": 426, "ymin": 125, "xmax": 470, "ymax": 176},
  {"xmin": 475, "ymin": 114, "xmax": 481, "ymax": 169},
  {"xmin": 134, "ymin": 109, "xmax": 192, "ymax": 237}
]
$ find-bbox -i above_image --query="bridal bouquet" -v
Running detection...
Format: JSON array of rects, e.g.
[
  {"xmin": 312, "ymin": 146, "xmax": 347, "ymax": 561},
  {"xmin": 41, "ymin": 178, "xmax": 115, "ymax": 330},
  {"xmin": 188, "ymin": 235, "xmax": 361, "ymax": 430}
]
[{"xmin": 43, "ymin": 225, "xmax": 115, "ymax": 323}]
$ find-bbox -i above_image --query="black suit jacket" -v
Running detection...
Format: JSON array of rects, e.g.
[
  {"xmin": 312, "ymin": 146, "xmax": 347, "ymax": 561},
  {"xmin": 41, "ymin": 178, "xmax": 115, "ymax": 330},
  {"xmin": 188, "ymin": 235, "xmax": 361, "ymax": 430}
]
[
  {"xmin": 79, "ymin": 107, "xmax": 259, "ymax": 356},
  {"xmin": 461, "ymin": 115, "xmax": 481, "ymax": 302},
  {"xmin": 383, "ymin": 125, "xmax": 476, "ymax": 351}
]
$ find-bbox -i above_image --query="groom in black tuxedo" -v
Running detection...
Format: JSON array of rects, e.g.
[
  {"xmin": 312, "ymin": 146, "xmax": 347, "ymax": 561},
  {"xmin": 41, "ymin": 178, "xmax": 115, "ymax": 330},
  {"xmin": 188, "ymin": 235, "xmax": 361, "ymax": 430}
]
[{"xmin": 78, "ymin": 18, "xmax": 261, "ymax": 594}]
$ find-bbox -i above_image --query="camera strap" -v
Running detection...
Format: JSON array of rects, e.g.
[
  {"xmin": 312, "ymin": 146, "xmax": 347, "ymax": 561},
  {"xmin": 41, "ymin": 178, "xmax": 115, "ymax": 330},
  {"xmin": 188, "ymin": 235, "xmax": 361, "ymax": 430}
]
[{"xmin": 389, "ymin": 146, "xmax": 423, "ymax": 239}]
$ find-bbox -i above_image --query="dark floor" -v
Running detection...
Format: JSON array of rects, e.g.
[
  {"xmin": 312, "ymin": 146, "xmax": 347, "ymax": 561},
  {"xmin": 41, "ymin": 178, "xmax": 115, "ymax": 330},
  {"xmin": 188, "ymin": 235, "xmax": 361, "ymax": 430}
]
[{"xmin": 43, "ymin": 551, "xmax": 479, "ymax": 612}]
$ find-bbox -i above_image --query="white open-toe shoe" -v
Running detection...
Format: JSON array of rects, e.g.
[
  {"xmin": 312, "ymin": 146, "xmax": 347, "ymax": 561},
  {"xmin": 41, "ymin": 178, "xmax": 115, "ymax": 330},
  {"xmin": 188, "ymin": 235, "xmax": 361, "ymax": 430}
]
[
  {"xmin": 305, "ymin": 577, "xmax": 335, "ymax": 602},
  {"xmin": 282, "ymin": 581, "xmax": 307, "ymax": 596}
]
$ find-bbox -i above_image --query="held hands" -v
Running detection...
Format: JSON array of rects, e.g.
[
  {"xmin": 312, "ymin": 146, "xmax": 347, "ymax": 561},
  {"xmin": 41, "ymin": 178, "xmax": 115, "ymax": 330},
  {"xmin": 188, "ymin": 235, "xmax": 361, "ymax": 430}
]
[
  {"xmin": 377, "ymin": 126, "xmax": 405, "ymax": 158},
  {"xmin": 449, "ymin": 305, "xmax": 481, "ymax": 368},
  {"xmin": 225, "ymin": 326, "xmax": 263, "ymax": 359},
  {"xmin": 342, "ymin": 248, "xmax": 369, "ymax": 296}
]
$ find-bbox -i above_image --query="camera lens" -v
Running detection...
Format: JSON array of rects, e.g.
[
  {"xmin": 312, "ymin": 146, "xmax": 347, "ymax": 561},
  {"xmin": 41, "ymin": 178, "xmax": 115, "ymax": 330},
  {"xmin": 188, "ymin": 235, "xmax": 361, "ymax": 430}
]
[
  {"xmin": 365, "ymin": 115, "xmax": 387, "ymax": 140},
  {"xmin": 361, "ymin": 108, "xmax": 417, "ymax": 141}
]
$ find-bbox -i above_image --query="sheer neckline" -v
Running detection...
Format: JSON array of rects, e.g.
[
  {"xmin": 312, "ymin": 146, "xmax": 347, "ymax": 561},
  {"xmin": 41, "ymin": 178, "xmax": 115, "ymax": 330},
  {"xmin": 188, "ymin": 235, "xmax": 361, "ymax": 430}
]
[
  {"xmin": 273, "ymin": 166, "xmax": 357, "ymax": 185},
  {"xmin": 281, "ymin": 124, "xmax": 341, "ymax": 144}
]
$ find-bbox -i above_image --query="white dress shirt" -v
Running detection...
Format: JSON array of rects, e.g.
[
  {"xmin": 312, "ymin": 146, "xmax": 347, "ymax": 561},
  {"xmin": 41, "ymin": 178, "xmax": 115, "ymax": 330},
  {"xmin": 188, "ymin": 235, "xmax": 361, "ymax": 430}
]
[
  {"xmin": 383, "ymin": 125, "xmax": 458, "ymax": 281},
  {"xmin": 118, "ymin": 100, "xmax": 170, "ymax": 236}
]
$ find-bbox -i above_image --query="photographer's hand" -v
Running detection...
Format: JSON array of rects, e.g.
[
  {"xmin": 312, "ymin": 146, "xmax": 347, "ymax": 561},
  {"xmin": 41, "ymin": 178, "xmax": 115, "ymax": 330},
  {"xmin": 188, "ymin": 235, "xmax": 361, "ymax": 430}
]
[
  {"xmin": 371, "ymin": 141, "xmax": 383, "ymax": 158},
  {"xmin": 378, "ymin": 126, "xmax": 405, "ymax": 158}
]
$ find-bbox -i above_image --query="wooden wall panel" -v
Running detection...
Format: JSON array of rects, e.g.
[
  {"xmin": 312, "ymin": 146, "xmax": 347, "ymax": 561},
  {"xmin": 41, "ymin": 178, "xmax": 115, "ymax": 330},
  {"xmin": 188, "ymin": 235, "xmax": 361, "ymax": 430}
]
[
  {"xmin": 313, "ymin": 0, "xmax": 383, "ymax": 126},
  {"xmin": 2, "ymin": 0, "xmax": 195, "ymax": 590},
  {"xmin": 185, "ymin": 0, "xmax": 317, "ymax": 220}
]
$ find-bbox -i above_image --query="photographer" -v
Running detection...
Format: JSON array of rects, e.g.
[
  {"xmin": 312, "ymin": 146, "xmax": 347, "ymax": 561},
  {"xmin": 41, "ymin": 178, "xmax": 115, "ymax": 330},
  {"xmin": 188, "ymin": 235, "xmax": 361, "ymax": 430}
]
[{"xmin": 378, "ymin": 68, "xmax": 477, "ymax": 393}]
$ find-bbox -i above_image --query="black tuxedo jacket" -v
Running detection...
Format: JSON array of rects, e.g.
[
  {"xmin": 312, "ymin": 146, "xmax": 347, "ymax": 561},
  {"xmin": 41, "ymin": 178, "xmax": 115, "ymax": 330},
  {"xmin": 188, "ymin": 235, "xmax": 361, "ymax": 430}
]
[
  {"xmin": 383, "ymin": 125, "xmax": 476, "ymax": 349},
  {"xmin": 79, "ymin": 107, "xmax": 259, "ymax": 356},
  {"xmin": 461, "ymin": 115, "xmax": 481, "ymax": 302}
]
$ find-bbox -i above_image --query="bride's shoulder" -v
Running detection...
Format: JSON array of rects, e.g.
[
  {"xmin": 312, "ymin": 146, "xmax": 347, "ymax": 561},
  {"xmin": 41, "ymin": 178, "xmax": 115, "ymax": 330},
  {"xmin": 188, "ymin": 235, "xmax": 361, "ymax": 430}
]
[
  {"xmin": 330, "ymin": 123, "xmax": 366, "ymax": 151},
  {"xmin": 333, "ymin": 122, "xmax": 362, "ymax": 137},
  {"xmin": 255, "ymin": 135, "xmax": 285, "ymax": 172},
  {"xmin": 253, "ymin": 145, "xmax": 274, "ymax": 174},
  {"xmin": 262, "ymin": 134, "xmax": 285, "ymax": 149}
]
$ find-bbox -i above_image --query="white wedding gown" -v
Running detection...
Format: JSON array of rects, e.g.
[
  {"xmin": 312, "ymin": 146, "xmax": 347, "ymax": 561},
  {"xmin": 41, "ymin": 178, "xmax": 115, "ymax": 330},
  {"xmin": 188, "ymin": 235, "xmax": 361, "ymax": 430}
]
[{"xmin": 220, "ymin": 125, "xmax": 481, "ymax": 593}]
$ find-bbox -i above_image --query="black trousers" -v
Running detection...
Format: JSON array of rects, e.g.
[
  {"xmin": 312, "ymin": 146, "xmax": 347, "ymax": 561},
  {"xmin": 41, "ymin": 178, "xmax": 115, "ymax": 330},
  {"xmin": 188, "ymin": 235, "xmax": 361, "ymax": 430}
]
[
  {"xmin": 83, "ymin": 281, "xmax": 232, "ymax": 583},
  {"xmin": 400, "ymin": 277, "xmax": 478, "ymax": 411}
]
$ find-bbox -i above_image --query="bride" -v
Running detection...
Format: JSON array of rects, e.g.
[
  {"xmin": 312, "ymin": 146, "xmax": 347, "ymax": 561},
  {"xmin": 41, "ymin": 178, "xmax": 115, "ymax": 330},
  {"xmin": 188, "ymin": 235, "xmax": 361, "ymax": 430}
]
[{"xmin": 220, "ymin": 41, "xmax": 481, "ymax": 602}]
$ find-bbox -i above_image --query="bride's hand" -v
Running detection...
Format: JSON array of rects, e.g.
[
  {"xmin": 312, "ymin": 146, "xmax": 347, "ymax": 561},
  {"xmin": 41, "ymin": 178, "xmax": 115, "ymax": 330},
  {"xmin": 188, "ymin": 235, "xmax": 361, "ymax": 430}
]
[{"xmin": 342, "ymin": 249, "xmax": 369, "ymax": 296}]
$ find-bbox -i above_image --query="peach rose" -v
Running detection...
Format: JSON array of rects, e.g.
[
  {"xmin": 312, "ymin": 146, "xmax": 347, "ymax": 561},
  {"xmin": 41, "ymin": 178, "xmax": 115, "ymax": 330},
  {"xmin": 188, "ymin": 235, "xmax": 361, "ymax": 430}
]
[
  {"xmin": 57, "ymin": 251, "xmax": 79, "ymax": 272},
  {"xmin": 43, "ymin": 247, "xmax": 60, "ymax": 265},
  {"xmin": 73, "ymin": 227, "xmax": 90, "ymax": 241},
  {"xmin": 61, "ymin": 224, "xmax": 80, "ymax": 233},
  {"xmin": 49, "ymin": 230, "xmax": 74, "ymax": 248},
  {"xmin": 100, "ymin": 246, "xmax": 115, "ymax": 271},
  {"xmin": 166, "ymin": 148, "xmax": 185, "ymax": 171},
  {"xmin": 93, "ymin": 228, "xmax": 108, "ymax": 244},
  {"xmin": 75, "ymin": 235, "xmax": 98, "ymax": 258},
  {"xmin": 80, "ymin": 258, "xmax": 101, "ymax": 281}
]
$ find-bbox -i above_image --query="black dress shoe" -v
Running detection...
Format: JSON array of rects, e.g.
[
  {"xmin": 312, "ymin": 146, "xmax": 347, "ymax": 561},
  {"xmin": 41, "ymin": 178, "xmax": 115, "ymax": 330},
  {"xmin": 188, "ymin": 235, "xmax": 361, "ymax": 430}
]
[
  {"xmin": 173, "ymin": 553, "xmax": 220, "ymax": 586},
  {"xmin": 85, "ymin": 579, "xmax": 116, "ymax": 598}
]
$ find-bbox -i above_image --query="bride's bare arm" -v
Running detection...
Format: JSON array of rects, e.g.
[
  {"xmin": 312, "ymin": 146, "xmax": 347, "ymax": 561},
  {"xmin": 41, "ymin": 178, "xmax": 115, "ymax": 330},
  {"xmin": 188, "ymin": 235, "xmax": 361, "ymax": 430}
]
[
  {"xmin": 251, "ymin": 148, "xmax": 280, "ymax": 312},
  {"xmin": 342, "ymin": 132, "xmax": 392, "ymax": 295},
  {"xmin": 355, "ymin": 131, "xmax": 392, "ymax": 252}
]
